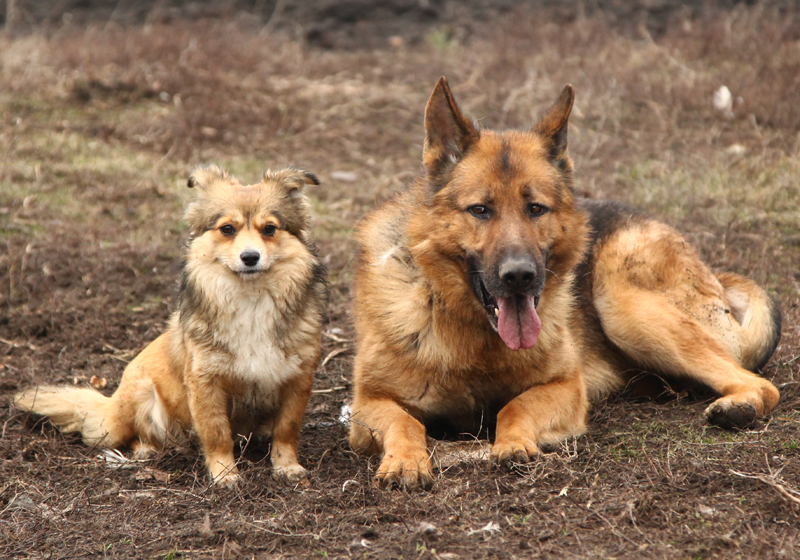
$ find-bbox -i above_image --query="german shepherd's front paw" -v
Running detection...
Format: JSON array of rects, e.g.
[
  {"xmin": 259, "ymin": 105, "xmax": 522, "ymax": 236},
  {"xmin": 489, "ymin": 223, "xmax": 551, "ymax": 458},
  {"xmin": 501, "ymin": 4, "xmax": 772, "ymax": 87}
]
[
  {"xmin": 375, "ymin": 453, "xmax": 434, "ymax": 490},
  {"xmin": 490, "ymin": 440, "xmax": 539, "ymax": 470},
  {"xmin": 272, "ymin": 464, "xmax": 309, "ymax": 484}
]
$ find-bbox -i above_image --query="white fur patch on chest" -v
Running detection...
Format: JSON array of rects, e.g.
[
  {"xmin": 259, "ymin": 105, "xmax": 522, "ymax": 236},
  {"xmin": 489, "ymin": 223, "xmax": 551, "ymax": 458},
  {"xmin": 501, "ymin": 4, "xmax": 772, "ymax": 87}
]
[{"xmin": 204, "ymin": 275, "xmax": 302, "ymax": 391}]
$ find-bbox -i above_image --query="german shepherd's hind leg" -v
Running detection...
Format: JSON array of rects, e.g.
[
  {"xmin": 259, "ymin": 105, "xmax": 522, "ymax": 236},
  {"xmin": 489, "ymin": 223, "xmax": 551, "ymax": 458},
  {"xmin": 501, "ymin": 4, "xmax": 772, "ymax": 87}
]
[
  {"xmin": 491, "ymin": 374, "xmax": 588, "ymax": 468},
  {"xmin": 348, "ymin": 397, "xmax": 434, "ymax": 490},
  {"xmin": 593, "ymin": 224, "xmax": 780, "ymax": 429},
  {"xmin": 597, "ymin": 288, "xmax": 779, "ymax": 428}
]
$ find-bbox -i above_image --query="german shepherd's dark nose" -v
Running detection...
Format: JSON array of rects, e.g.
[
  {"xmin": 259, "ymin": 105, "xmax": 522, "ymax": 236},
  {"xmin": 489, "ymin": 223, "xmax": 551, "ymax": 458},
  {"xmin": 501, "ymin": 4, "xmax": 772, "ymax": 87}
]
[{"xmin": 498, "ymin": 256, "xmax": 537, "ymax": 292}]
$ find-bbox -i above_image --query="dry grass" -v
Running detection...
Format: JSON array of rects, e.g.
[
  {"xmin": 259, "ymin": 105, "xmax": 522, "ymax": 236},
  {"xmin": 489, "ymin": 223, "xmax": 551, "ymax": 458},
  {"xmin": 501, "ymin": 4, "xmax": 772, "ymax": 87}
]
[{"xmin": 1, "ymin": 4, "xmax": 799, "ymax": 559}]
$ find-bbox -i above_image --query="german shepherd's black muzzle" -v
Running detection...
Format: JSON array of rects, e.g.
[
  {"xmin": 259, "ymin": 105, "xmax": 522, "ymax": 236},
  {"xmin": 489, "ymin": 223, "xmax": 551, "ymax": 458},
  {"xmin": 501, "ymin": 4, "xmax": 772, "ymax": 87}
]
[{"xmin": 468, "ymin": 251, "xmax": 545, "ymax": 351}]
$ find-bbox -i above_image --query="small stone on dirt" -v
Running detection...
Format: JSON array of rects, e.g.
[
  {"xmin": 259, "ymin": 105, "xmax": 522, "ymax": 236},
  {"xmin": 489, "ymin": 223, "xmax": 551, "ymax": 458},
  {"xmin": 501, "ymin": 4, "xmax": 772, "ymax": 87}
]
[
  {"xmin": 417, "ymin": 521, "xmax": 438, "ymax": 534},
  {"xmin": 331, "ymin": 171, "xmax": 358, "ymax": 182}
]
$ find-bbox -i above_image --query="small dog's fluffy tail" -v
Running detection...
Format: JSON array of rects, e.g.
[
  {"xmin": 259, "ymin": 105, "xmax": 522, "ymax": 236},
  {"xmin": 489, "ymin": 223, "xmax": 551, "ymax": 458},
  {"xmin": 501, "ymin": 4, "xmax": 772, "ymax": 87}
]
[
  {"xmin": 717, "ymin": 272, "xmax": 782, "ymax": 372},
  {"xmin": 13, "ymin": 386, "xmax": 128, "ymax": 448}
]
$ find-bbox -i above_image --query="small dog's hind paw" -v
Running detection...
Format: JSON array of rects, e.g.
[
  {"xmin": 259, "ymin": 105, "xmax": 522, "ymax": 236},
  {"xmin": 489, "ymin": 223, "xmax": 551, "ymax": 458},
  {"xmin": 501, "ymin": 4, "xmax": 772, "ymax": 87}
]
[{"xmin": 130, "ymin": 441, "xmax": 158, "ymax": 460}]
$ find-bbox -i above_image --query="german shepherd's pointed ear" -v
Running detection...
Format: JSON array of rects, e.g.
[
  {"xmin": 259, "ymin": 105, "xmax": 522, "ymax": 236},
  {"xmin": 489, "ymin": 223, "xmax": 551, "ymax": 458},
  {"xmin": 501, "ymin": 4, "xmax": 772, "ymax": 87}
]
[
  {"xmin": 262, "ymin": 167, "xmax": 319, "ymax": 200},
  {"xmin": 423, "ymin": 77, "xmax": 480, "ymax": 190},
  {"xmin": 187, "ymin": 164, "xmax": 230, "ymax": 190},
  {"xmin": 532, "ymin": 85, "xmax": 574, "ymax": 171}
]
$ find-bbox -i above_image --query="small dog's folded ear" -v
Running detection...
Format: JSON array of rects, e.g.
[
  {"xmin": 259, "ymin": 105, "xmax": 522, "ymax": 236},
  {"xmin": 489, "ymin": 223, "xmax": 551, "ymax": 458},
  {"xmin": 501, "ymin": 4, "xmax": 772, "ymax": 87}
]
[
  {"xmin": 295, "ymin": 170, "xmax": 320, "ymax": 186},
  {"xmin": 187, "ymin": 165, "xmax": 229, "ymax": 190},
  {"xmin": 262, "ymin": 167, "xmax": 320, "ymax": 199}
]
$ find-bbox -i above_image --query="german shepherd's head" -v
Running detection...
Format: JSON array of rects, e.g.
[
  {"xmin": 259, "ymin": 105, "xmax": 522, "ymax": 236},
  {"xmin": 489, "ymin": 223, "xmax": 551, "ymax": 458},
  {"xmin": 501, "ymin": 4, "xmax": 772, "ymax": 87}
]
[
  {"xmin": 409, "ymin": 78, "xmax": 588, "ymax": 351},
  {"xmin": 183, "ymin": 165, "xmax": 319, "ymax": 282}
]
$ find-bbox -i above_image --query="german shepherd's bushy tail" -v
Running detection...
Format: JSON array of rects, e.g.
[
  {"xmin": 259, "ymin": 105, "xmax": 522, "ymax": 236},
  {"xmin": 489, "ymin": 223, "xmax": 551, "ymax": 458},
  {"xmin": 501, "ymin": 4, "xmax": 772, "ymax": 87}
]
[
  {"xmin": 718, "ymin": 272, "xmax": 782, "ymax": 372},
  {"xmin": 14, "ymin": 386, "xmax": 129, "ymax": 448}
]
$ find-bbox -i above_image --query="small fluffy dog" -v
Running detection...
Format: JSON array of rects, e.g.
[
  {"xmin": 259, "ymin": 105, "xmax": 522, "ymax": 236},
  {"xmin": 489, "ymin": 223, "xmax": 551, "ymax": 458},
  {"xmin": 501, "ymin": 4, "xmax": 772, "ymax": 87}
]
[{"xmin": 15, "ymin": 165, "xmax": 326, "ymax": 487}]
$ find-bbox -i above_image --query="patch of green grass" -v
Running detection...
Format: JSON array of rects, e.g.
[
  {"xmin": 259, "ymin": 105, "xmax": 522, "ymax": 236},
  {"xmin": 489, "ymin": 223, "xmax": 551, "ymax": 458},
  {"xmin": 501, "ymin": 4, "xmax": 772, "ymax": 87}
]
[
  {"xmin": 614, "ymin": 154, "xmax": 800, "ymax": 233},
  {"xmin": 513, "ymin": 513, "xmax": 533, "ymax": 525},
  {"xmin": 0, "ymin": 127, "xmax": 186, "ymax": 243},
  {"xmin": 426, "ymin": 28, "xmax": 456, "ymax": 50},
  {"xmin": 153, "ymin": 548, "xmax": 182, "ymax": 560}
]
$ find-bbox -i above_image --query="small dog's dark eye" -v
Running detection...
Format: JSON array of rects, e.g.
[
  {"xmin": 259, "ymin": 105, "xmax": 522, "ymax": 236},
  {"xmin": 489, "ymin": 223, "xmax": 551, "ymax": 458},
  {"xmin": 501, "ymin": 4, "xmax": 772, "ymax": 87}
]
[
  {"xmin": 262, "ymin": 224, "xmax": 277, "ymax": 237},
  {"xmin": 468, "ymin": 205, "xmax": 490, "ymax": 218},
  {"xmin": 528, "ymin": 204, "xmax": 548, "ymax": 217},
  {"xmin": 220, "ymin": 224, "xmax": 236, "ymax": 236}
]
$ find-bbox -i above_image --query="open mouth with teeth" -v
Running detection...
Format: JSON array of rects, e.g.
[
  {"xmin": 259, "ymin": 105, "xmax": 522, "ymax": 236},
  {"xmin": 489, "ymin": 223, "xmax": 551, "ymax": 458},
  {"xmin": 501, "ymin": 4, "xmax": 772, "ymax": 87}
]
[{"xmin": 469, "ymin": 267, "xmax": 542, "ymax": 352}]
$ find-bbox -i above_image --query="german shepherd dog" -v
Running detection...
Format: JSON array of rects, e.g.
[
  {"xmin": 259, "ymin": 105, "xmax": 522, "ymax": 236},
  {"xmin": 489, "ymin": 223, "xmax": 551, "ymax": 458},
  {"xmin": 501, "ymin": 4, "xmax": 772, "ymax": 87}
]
[
  {"xmin": 15, "ymin": 166, "xmax": 326, "ymax": 487},
  {"xmin": 348, "ymin": 78, "xmax": 781, "ymax": 489}
]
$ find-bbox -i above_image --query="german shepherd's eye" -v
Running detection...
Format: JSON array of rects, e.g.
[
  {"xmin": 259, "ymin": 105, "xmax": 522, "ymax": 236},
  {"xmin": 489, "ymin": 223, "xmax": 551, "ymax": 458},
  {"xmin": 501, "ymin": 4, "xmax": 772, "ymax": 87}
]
[
  {"xmin": 262, "ymin": 224, "xmax": 277, "ymax": 237},
  {"xmin": 468, "ymin": 205, "xmax": 491, "ymax": 219},
  {"xmin": 528, "ymin": 203, "xmax": 549, "ymax": 217},
  {"xmin": 220, "ymin": 224, "xmax": 236, "ymax": 236}
]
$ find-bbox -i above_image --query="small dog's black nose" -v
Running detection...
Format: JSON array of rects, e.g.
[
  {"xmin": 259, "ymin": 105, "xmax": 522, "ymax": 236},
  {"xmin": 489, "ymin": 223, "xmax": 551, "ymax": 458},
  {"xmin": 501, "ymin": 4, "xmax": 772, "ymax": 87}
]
[
  {"xmin": 499, "ymin": 257, "xmax": 536, "ymax": 292},
  {"xmin": 240, "ymin": 251, "xmax": 260, "ymax": 267}
]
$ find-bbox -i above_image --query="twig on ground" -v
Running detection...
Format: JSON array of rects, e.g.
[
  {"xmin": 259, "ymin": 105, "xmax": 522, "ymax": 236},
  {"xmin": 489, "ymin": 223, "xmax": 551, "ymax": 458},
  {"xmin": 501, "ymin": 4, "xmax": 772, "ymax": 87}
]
[
  {"xmin": 322, "ymin": 331, "xmax": 352, "ymax": 343},
  {"xmin": 243, "ymin": 520, "xmax": 323, "ymax": 540},
  {"xmin": 320, "ymin": 348, "xmax": 350, "ymax": 368},
  {"xmin": 311, "ymin": 386, "xmax": 346, "ymax": 394},
  {"xmin": 0, "ymin": 337, "xmax": 38, "ymax": 351},
  {"xmin": 729, "ymin": 469, "xmax": 800, "ymax": 506}
]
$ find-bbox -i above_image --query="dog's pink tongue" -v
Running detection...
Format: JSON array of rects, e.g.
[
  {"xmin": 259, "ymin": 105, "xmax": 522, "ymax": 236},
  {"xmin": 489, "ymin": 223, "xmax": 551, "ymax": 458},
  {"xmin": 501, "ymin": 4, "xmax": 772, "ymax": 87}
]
[{"xmin": 497, "ymin": 295, "xmax": 541, "ymax": 351}]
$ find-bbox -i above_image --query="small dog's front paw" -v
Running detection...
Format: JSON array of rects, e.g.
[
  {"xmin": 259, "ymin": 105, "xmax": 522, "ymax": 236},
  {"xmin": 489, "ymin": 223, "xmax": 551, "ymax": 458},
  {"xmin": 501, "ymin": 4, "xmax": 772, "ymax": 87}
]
[
  {"xmin": 490, "ymin": 440, "xmax": 538, "ymax": 470},
  {"xmin": 207, "ymin": 456, "xmax": 240, "ymax": 488},
  {"xmin": 375, "ymin": 453, "xmax": 434, "ymax": 490},
  {"xmin": 212, "ymin": 472, "xmax": 241, "ymax": 488},
  {"xmin": 272, "ymin": 464, "xmax": 309, "ymax": 484}
]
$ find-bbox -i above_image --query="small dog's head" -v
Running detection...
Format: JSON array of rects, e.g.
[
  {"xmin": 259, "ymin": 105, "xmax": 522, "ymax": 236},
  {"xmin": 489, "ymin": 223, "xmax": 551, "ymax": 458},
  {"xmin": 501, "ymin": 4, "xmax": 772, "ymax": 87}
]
[{"xmin": 183, "ymin": 165, "xmax": 319, "ymax": 279}]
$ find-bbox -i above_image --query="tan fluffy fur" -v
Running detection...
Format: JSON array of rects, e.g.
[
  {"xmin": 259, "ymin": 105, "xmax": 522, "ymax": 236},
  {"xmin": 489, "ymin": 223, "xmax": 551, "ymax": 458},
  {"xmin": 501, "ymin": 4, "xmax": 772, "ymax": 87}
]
[
  {"xmin": 348, "ymin": 78, "xmax": 781, "ymax": 489},
  {"xmin": 14, "ymin": 166, "xmax": 327, "ymax": 487}
]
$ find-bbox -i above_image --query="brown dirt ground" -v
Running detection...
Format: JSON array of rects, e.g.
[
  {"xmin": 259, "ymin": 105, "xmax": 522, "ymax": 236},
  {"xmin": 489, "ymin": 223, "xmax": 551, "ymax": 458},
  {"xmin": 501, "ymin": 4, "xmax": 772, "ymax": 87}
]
[{"xmin": 1, "ymin": 2, "xmax": 799, "ymax": 559}]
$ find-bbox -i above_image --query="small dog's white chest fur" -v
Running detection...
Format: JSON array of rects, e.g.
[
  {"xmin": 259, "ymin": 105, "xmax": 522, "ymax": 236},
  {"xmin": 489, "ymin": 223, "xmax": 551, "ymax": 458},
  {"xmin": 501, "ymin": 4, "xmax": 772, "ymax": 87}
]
[
  {"xmin": 203, "ymin": 275, "xmax": 302, "ymax": 391},
  {"xmin": 227, "ymin": 295, "xmax": 299, "ymax": 381}
]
